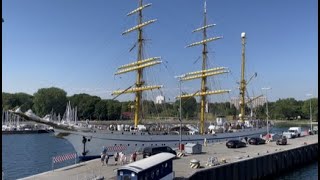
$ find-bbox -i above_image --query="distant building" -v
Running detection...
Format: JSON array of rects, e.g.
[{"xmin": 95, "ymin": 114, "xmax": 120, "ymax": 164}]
[
  {"xmin": 155, "ymin": 95, "xmax": 165, "ymax": 104},
  {"xmin": 230, "ymin": 96, "xmax": 266, "ymax": 109},
  {"xmin": 121, "ymin": 112, "xmax": 133, "ymax": 120}
]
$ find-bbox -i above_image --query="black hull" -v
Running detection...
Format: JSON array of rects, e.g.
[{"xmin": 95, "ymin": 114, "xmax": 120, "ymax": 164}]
[{"xmin": 2, "ymin": 129, "xmax": 54, "ymax": 135}]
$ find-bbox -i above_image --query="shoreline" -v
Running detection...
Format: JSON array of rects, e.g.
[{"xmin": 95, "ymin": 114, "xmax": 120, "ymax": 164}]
[{"xmin": 272, "ymin": 120, "xmax": 318, "ymax": 127}]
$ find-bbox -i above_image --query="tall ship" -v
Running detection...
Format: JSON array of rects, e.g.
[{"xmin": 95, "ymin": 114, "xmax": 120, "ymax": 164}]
[{"xmin": 11, "ymin": 0, "xmax": 268, "ymax": 161}]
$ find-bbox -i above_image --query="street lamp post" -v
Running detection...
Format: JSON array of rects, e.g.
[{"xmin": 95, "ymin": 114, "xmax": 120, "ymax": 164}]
[
  {"xmin": 175, "ymin": 75, "xmax": 185, "ymax": 150},
  {"xmin": 262, "ymin": 87, "xmax": 271, "ymax": 140},
  {"xmin": 306, "ymin": 94, "xmax": 312, "ymax": 132}
]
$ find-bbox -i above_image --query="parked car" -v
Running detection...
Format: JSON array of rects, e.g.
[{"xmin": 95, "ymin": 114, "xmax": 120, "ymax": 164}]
[
  {"xmin": 248, "ymin": 137, "xmax": 266, "ymax": 145},
  {"xmin": 226, "ymin": 140, "xmax": 246, "ymax": 148},
  {"xmin": 276, "ymin": 136, "xmax": 287, "ymax": 145},
  {"xmin": 142, "ymin": 146, "xmax": 176, "ymax": 158}
]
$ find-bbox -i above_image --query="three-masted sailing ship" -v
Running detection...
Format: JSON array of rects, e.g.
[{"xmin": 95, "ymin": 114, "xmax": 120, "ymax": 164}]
[{"xmin": 11, "ymin": 0, "xmax": 268, "ymax": 161}]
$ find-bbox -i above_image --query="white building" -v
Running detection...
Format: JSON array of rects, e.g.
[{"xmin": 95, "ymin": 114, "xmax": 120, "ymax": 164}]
[{"xmin": 155, "ymin": 95, "xmax": 165, "ymax": 104}]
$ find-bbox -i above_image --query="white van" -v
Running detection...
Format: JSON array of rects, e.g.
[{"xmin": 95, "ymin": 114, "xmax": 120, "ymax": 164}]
[
  {"xmin": 288, "ymin": 127, "xmax": 301, "ymax": 137},
  {"xmin": 283, "ymin": 127, "xmax": 301, "ymax": 138}
]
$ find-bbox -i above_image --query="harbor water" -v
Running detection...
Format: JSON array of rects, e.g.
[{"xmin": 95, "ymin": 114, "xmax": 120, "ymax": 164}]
[
  {"xmin": 2, "ymin": 126, "xmax": 318, "ymax": 180},
  {"xmin": 2, "ymin": 133, "xmax": 75, "ymax": 180}
]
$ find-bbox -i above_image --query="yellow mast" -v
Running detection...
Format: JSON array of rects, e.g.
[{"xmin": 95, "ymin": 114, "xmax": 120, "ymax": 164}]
[
  {"xmin": 135, "ymin": 0, "xmax": 143, "ymax": 128},
  {"xmin": 112, "ymin": 0, "xmax": 162, "ymax": 127},
  {"xmin": 177, "ymin": 1, "xmax": 230, "ymax": 134},
  {"xmin": 239, "ymin": 32, "xmax": 246, "ymax": 122},
  {"xmin": 200, "ymin": 1, "xmax": 208, "ymax": 136}
]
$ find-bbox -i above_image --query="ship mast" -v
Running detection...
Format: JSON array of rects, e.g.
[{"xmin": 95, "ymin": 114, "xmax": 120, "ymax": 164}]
[
  {"xmin": 112, "ymin": 0, "xmax": 162, "ymax": 127},
  {"xmin": 177, "ymin": 1, "xmax": 230, "ymax": 134},
  {"xmin": 200, "ymin": 0, "xmax": 208, "ymax": 136},
  {"xmin": 239, "ymin": 32, "xmax": 246, "ymax": 122}
]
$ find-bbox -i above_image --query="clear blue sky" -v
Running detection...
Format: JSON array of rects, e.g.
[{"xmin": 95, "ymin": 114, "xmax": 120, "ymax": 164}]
[{"xmin": 2, "ymin": 0, "xmax": 318, "ymax": 102}]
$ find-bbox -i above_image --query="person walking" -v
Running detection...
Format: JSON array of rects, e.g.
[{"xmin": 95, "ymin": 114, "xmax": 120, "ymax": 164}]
[
  {"xmin": 122, "ymin": 152, "xmax": 127, "ymax": 165},
  {"xmin": 105, "ymin": 153, "xmax": 109, "ymax": 166},
  {"xmin": 114, "ymin": 152, "xmax": 119, "ymax": 165},
  {"xmin": 132, "ymin": 151, "xmax": 137, "ymax": 162},
  {"xmin": 101, "ymin": 146, "xmax": 107, "ymax": 166},
  {"xmin": 244, "ymin": 137, "xmax": 248, "ymax": 144},
  {"xmin": 100, "ymin": 152, "xmax": 105, "ymax": 166}
]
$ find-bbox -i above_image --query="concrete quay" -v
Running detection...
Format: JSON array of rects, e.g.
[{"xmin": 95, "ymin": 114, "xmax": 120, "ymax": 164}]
[{"xmin": 20, "ymin": 134, "xmax": 318, "ymax": 180}]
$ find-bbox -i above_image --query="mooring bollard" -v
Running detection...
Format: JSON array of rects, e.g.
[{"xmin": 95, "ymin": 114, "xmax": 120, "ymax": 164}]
[
  {"xmin": 190, "ymin": 159, "xmax": 200, "ymax": 168},
  {"xmin": 177, "ymin": 152, "xmax": 185, "ymax": 158}
]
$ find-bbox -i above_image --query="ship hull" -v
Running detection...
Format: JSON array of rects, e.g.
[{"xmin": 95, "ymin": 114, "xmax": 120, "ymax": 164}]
[
  {"xmin": 54, "ymin": 127, "xmax": 267, "ymax": 161},
  {"xmin": 2, "ymin": 129, "xmax": 54, "ymax": 135}
]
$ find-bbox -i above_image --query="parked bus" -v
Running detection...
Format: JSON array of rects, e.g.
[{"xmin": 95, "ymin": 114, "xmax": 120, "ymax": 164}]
[{"xmin": 117, "ymin": 152, "xmax": 176, "ymax": 180}]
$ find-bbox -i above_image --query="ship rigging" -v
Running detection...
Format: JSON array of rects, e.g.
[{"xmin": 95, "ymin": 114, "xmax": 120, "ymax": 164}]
[
  {"xmin": 112, "ymin": 0, "xmax": 162, "ymax": 128},
  {"xmin": 177, "ymin": 1, "xmax": 230, "ymax": 134}
]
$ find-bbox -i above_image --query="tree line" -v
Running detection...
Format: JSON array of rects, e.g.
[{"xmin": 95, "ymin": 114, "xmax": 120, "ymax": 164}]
[{"xmin": 2, "ymin": 87, "xmax": 318, "ymax": 121}]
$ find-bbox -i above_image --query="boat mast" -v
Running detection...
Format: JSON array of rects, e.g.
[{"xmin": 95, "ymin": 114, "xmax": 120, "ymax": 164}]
[
  {"xmin": 177, "ymin": 0, "xmax": 230, "ymax": 134},
  {"xmin": 112, "ymin": 0, "xmax": 162, "ymax": 127},
  {"xmin": 135, "ymin": 0, "xmax": 143, "ymax": 128},
  {"xmin": 200, "ymin": 1, "xmax": 208, "ymax": 135},
  {"xmin": 239, "ymin": 32, "xmax": 246, "ymax": 122}
]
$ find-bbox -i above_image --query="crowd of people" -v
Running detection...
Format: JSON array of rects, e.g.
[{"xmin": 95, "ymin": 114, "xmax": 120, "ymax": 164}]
[{"xmin": 100, "ymin": 147, "xmax": 137, "ymax": 166}]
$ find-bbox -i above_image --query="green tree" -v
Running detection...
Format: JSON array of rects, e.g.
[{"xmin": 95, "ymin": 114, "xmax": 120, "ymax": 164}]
[
  {"xmin": 142, "ymin": 100, "xmax": 156, "ymax": 117},
  {"xmin": 208, "ymin": 102, "xmax": 238, "ymax": 118},
  {"xmin": 15, "ymin": 93, "xmax": 34, "ymax": 112},
  {"xmin": 69, "ymin": 93, "xmax": 101, "ymax": 119},
  {"xmin": 107, "ymin": 100, "xmax": 121, "ymax": 120},
  {"xmin": 94, "ymin": 100, "xmax": 108, "ymax": 120},
  {"xmin": 2, "ymin": 93, "xmax": 17, "ymax": 110},
  {"xmin": 158, "ymin": 102, "xmax": 176, "ymax": 117},
  {"xmin": 121, "ymin": 101, "xmax": 133, "ymax": 113},
  {"xmin": 272, "ymin": 98, "xmax": 302, "ymax": 120},
  {"xmin": 2, "ymin": 92, "xmax": 33, "ymax": 111},
  {"xmin": 302, "ymin": 98, "xmax": 318, "ymax": 121},
  {"xmin": 33, "ymin": 87, "xmax": 68, "ymax": 117},
  {"xmin": 255, "ymin": 105, "xmax": 266, "ymax": 119},
  {"xmin": 175, "ymin": 95, "xmax": 197, "ymax": 119},
  {"xmin": 226, "ymin": 103, "xmax": 237, "ymax": 117}
]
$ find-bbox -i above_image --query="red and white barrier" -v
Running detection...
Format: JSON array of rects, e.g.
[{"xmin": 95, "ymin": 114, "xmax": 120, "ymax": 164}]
[
  {"xmin": 107, "ymin": 145, "xmax": 127, "ymax": 152},
  {"xmin": 53, "ymin": 153, "xmax": 77, "ymax": 163},
  {"xmin": 52, "ymin": 153, "xmax": 77, "ymax": 171}
]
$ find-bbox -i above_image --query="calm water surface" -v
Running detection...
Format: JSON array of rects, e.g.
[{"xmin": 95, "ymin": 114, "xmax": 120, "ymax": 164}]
[
  {"xmin": 2, "ymin": 133, "xmax": 75, "ymax": 180},
  {"xmin": 1, "ymin": 126, "xmax": 318, "ymax": 180}
]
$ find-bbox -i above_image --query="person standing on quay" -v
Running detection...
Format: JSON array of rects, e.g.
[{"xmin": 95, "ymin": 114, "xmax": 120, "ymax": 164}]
[
  {"xmin": 114, "ymin": 152, "xmax": 119, "ymax": 165},
  {"xmin": 100, "ymin": 153, "xmax": 105, "ymax": 166},
  {"xmin": 101, "ymin": 146, "xmax": 107, "ymax": 166},
  {"xmin": 130, "ymin": 151, "xmax": 137, "ymax": 162},
  {"xmin": 132, "ymin": 151, "xmax": 137, "ymax": 162},
  {"xmin": 244, "ymin": 137, "xmax": 248, "ymax": 144},
  {"xmin": 105, "ymin": 153, "xmax": 109, "ymax": 166}
]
